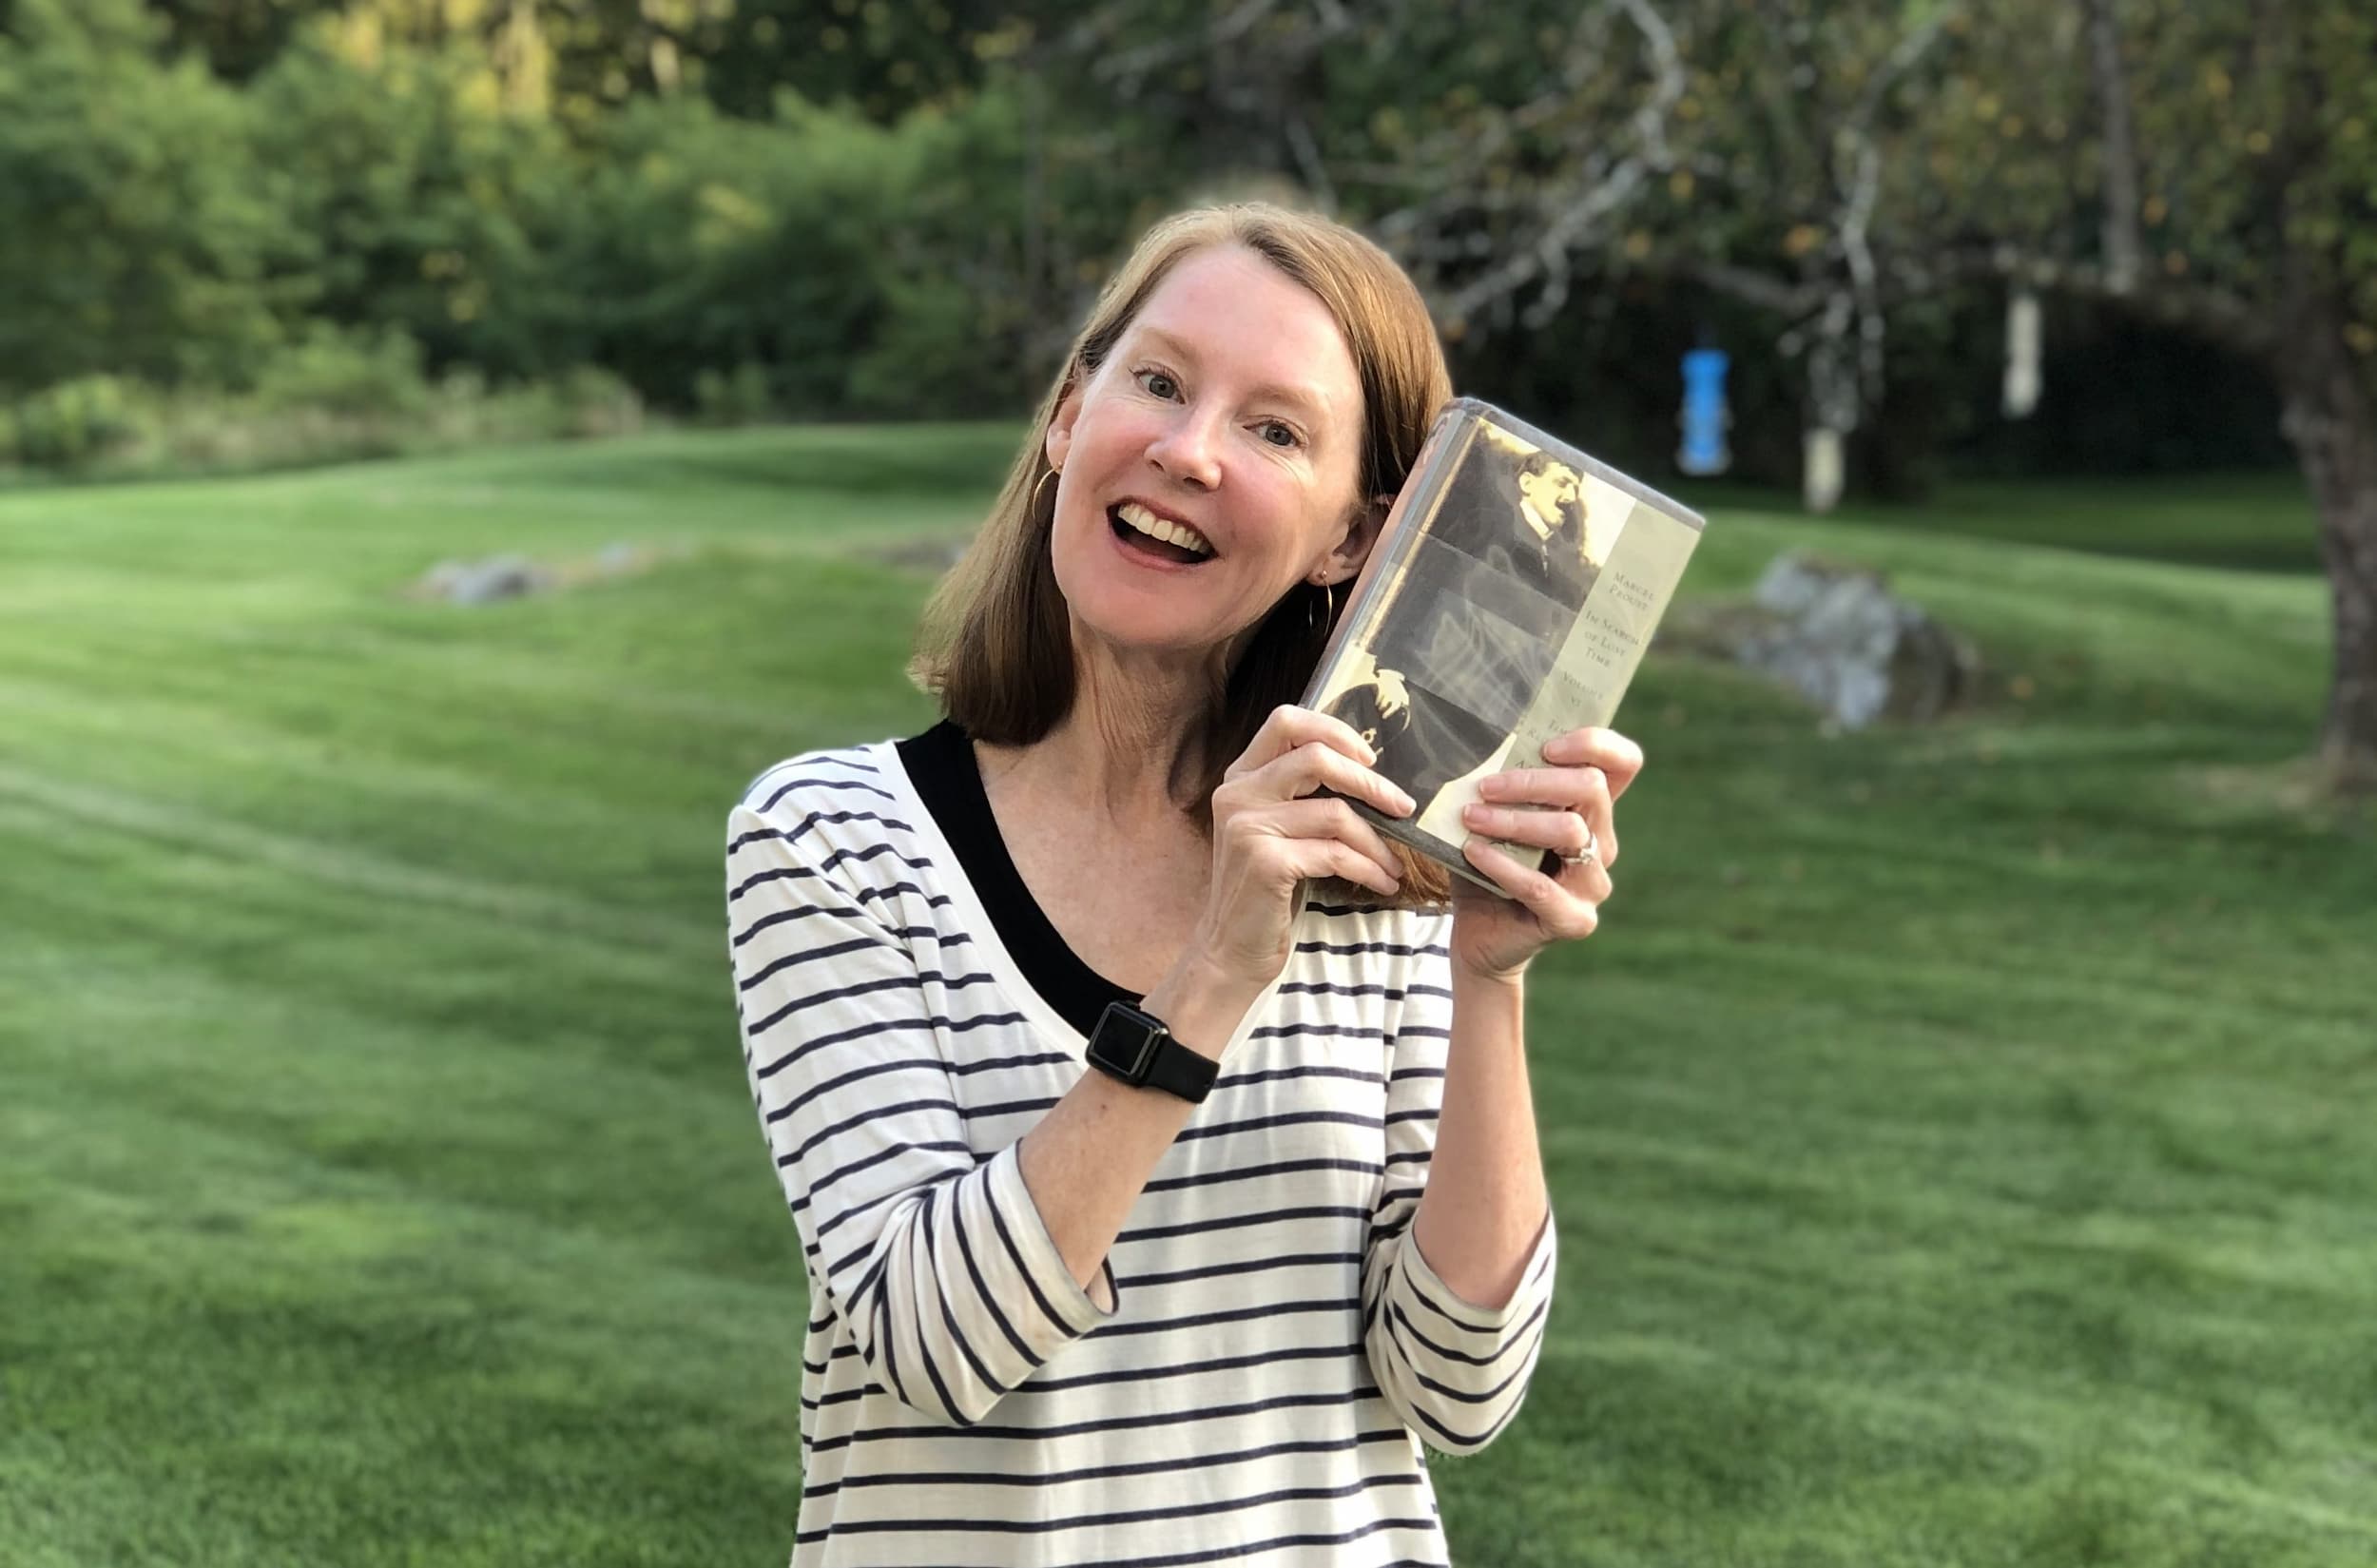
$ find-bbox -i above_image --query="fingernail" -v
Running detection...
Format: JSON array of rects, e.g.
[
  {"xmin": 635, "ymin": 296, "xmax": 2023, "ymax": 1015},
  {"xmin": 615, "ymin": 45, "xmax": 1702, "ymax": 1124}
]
[{"xmin": 1394, "ymin": 788, "xmax": 1417, "ymax": 815}]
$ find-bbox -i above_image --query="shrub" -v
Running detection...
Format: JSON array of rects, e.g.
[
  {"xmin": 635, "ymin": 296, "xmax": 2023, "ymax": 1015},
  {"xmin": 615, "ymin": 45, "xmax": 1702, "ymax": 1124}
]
[
  {"xmin": 5, "ymin": 377, "xmax": 155, "ymax": 470},
  {"xmin": 693, "ymin": 363, "xmax": 776, "ymax": 427},
  {"xmin": 550, "ymin": 367, "xmax": 646, "ymax": 439},
  {"xmin": 249, "ymin": 325, "xmax": 434, "ymax": 419},
  {"xmin": 2, "ymin": 361, "xmax": 646, "ymax": 482}
]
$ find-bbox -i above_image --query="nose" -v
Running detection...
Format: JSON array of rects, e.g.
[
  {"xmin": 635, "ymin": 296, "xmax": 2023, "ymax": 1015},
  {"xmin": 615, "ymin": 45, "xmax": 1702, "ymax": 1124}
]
[{"xmin": 1148, "ymin": 403, "xmax": 1223, "ymax": 492}]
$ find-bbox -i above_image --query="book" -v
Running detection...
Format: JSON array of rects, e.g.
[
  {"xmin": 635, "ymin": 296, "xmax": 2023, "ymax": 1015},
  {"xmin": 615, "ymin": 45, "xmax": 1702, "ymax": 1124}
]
[{"xmin": 1301, "ymin": 397, "xmax": 1706, "ymax": 896}]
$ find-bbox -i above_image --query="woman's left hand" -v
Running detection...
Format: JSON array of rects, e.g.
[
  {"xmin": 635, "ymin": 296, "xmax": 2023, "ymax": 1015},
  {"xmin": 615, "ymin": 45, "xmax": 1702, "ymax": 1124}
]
[{"xmin": 1447, "ymin": 726, "xmax": 1644, "ymax": 984}]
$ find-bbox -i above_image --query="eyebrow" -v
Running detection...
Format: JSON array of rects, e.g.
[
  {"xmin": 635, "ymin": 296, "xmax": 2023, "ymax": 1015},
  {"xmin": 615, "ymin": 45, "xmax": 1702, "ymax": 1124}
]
[{"xmin": 1136, "ymin": 327, "xmax": 1330, "ymax": 421}]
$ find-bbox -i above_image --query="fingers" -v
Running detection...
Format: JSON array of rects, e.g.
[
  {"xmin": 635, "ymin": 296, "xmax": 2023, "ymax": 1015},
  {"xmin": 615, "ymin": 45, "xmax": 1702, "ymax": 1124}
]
[
  {"xmin": 1206, "ymin": 704, "xmax": 1418, "ymax": 915},
  {"xmin": 1477, "ymin": 764, "xmax": 1617, "ymax": 866},
  {"xmin": 1291, "ymin": 835, "xmax": 1405, "ymax": 898},
  {"xmin": 1539, "ymin": 727, "xmax": 1644, "ymax": 799},
  {"xmin": 1227, "ymin": 704, "xmax": 1382, "ymax": 783},
  {"xmin": 1461, "ymin": 840, "xmax": 1607, "ymax": 937},
  {"xmin": 1218, "ymin": 802, "xmax": 1401, "ymax": 897},
  {"xmin": 1227, "ymin": 735, "xmax": 1415, "ymax": 823},
  {"xmin": 1459, "ymin": 801, "xmax": 1596, "ymax": 861},
  {"xmin": 1284, "ymin": 742, "xmax": 1417, "ymax": 821},
  {"xmin": 1195, "ymin": 706, "xmax": 1419, "ymax": 984},
  {"xmin": 1266, "ymin": 797, "xmax": 1405, "ymax": 890}
]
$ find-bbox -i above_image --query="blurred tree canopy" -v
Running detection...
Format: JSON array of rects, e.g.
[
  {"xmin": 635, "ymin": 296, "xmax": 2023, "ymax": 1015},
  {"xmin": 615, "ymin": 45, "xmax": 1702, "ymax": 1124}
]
[
  {"xmin": 0, "ymin": 0, "xmax": 2307, "ymax": 461},
  {"xmin": 0, "ymin": 0, "xmax": 2319, "ymax": 459},
  {"xmin": 2, "ymin": 0, "xmax": 2368, "ymax": 774},
  {"xmin": 1235, "ymin": 0, "xmax": 2374, "ymax": 778},
  {"xmin": 0, "ymin": 0, "xmax": 1084, "ymax": 418}
]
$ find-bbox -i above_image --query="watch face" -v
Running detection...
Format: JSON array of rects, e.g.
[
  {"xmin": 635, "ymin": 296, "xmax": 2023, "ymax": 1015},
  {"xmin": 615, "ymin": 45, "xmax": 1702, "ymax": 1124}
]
[{"xmin": 1089, "ymin": 1003, "xmax": 1160, "ymax": 1081}]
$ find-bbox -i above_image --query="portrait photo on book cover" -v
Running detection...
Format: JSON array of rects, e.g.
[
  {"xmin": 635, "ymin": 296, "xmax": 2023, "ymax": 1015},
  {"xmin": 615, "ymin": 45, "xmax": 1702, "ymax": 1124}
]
[{"xmin": 1317, "ymin": 416, "xmax": 1625, "ymax": 851}]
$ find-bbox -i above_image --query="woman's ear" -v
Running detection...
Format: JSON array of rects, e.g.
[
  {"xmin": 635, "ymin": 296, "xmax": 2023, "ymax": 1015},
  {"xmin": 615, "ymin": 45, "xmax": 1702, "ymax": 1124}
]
[
  {"xmin": 1317, "ymin": 492, "xmax": 1397, "ymax": 584},
  {"xmin": 1045, "ymin": 379, "xmax": 1083, "ymax": 473}
]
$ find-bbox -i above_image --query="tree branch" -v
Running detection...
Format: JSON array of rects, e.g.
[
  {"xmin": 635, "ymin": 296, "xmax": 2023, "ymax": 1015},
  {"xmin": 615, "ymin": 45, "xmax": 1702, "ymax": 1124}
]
[
  {"xmin": 2085, "ymin": 0, "xmax": 2143, "ymax": 294},
  {"xmin": 1899, "ymin": 245, "xmax": 2279, "ymax": 363},
  {"xmin": 1084, "ymin": 0, "xmax": 1354, "ymax": 89},
  {"xmin": 1681, "ymin": 261, "xmax": 1824, "ymax": 317},
  {"xmin": 1400, "ymin": 0, "xmax": 1685, "ymax": 328},
  {"xmin": 1285, "ymin": 112, "xmax": 1336, "ymax": 211}
]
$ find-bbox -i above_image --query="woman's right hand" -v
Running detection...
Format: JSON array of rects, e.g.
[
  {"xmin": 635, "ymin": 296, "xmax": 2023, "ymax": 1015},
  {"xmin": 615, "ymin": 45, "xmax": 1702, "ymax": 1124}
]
[{"xmin": 1187, "ymin": 704, "xmax": 1417, "ymax": 990}]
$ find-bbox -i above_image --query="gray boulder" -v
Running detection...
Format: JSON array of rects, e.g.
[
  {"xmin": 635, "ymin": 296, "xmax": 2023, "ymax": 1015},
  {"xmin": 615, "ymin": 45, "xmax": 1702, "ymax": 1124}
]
[
  {"xmin": 419, "ymin": 553, "xmax": 557, "ymax": 605},
  {"xmin": 1730, "ymin": 552, "xmax": 1977, "ymax": 727}
]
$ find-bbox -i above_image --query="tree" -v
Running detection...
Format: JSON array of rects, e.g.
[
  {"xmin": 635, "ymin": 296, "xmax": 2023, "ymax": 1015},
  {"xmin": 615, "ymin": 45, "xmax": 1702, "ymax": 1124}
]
[
  {"xmin": 1240, "ymin": 0, "xmax": 2377, "ymax": 792},
  {"xmin": 1941, "ymin": 0, "xmax": 2377, "ymax": 789},
  {"xmin": 0, "ymin": 0, "xmax": 283, "ymax": 394}
]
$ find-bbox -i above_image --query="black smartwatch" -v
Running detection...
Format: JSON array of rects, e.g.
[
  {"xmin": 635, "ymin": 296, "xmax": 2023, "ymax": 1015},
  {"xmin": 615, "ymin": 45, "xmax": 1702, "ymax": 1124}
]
[{"xmin": 1084, "ymin": 1000, "xmax": 1219, "ymax": 1104}]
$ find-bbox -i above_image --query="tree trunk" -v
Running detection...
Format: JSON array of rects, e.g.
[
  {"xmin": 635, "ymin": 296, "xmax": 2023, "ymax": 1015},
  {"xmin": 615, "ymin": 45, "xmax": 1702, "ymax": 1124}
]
[{"xmin": 2278, "ymin": 318, "xmax": 2377, "ymax": 794}]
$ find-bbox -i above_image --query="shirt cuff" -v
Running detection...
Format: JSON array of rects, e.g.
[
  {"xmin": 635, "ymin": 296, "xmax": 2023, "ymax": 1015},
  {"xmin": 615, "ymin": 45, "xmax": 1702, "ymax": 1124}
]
[
  {"xmin": 1395, "ymin": 1208, "xmax": 1556, "ymax": 1345},
  {"xmin": 986, "ymin": 1142, "xmax": 1124, "ymax": 1337}
]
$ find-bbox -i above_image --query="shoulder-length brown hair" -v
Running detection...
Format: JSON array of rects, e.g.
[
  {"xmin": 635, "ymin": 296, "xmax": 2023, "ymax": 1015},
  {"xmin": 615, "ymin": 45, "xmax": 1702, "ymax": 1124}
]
[{"xmin": 909, "ymin": 203, "xmax": 1456, "ymax": 903}]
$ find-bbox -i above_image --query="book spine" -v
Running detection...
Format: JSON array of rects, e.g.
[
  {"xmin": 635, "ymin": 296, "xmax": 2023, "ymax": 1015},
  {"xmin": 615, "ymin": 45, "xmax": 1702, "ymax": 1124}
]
[{"xmin": 1314, "ymin": 406, "xmax": 1506, "ymax": 893}]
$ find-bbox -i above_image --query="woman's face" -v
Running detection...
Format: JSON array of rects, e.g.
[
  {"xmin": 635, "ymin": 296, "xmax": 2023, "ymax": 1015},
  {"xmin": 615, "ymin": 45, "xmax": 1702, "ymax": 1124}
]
[{"xmin": 1045, "ymin": 245, "xmax": 1373, "ymax": 662}]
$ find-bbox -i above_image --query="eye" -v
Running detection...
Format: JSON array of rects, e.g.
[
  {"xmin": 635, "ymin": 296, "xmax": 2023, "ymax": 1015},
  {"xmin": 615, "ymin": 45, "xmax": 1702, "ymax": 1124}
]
[
  {"xmin": 1134, "ymin": 367, "xmax": 1180, "ymax": 400},
  {"xmin": 1258, "ymin": 419, "xmax": 1304, "ymax": 449}
]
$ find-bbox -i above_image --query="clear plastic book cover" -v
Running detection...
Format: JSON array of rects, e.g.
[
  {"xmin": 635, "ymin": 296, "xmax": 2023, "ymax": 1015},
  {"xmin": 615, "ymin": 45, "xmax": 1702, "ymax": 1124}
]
[{"xmin": 1302, "ymin": 397, "xmax": 1707, "ymax": 894}]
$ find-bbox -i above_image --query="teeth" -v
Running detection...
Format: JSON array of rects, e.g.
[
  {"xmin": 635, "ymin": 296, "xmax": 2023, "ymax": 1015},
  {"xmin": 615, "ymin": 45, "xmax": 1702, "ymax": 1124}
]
[{"xmin": 1116, "ymin": 501, "xmax": 1212, "ymax": 557}]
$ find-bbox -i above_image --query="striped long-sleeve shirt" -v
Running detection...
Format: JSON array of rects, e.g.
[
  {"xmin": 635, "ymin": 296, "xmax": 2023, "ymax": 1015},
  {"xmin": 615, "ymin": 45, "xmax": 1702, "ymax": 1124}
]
[{"xmin": 724, "ymin": 723, "xmax": 1556, "ymax": 1568}]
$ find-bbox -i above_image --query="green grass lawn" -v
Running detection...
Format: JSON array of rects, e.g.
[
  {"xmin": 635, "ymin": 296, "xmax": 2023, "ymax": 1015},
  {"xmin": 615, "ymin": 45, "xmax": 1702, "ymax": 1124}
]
[{"xmin": 3, "ymin": 427, "xmax": 2371, "ymax": 1567}]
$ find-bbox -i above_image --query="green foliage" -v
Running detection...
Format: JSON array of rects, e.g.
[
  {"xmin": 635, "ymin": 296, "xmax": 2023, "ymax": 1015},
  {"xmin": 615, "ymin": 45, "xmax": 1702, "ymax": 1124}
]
[
  {"xmin": 0, "ymin": 7, "xmax": 1093, "ymax": 469},
  {"xmin": 1939, "ymin": 0, "xmax": 2377, "ymax": 338},
  {"xmin": 0, "ymin": 354, "xmax": 644, "ymax": 486},
  {"xmin": 704, "ymin": 0, "xmax": 1041, "ymax": 124},
  {"xmin": 0, "ymin": 0, "xmax": 284, "ymax": 395},
  {"xmin": 559, "ymin": 91, "xmax": 901, "ymax": 410},
  {"xmin": 248, "ymin": 324, "xmax": 435, "ymax": 419},
  {"xmin": 693, "ymin": 363, "xmax": 778, "ymax": 425},
  {"xmin": 845, "ymin": 270, "xmax": 1002, "ymax": 415},
  {"xmin": 552, "ymin": 85, "xmax": 1061, "ymax": 418},
  {"xmin": 143, "ymin": 0, "xmax": 345, "ymax": 80},
  {"xmin": 0, "ymin": 377, "xmax": 155, "ymax": 470},
  {"xmin": 244, "ymin": 33, "xmax": 573, "ymax": 381},
  {"xmin": 9, "ymin": 0, "xmax": 2346, "ymax": 488}
]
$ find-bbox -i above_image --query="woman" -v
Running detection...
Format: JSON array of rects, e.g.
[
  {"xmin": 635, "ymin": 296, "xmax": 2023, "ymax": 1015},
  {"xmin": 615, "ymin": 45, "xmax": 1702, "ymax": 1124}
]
[{"xmin": 725, "ymin": 203, "xmax": 1642, "ymax": 1567}]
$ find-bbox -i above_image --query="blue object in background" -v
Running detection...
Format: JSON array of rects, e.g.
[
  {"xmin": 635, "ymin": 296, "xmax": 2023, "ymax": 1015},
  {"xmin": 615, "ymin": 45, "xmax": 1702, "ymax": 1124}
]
[{"xmin": 1678, "ymin": 348, "xmax": 1732, "ymax": 476}]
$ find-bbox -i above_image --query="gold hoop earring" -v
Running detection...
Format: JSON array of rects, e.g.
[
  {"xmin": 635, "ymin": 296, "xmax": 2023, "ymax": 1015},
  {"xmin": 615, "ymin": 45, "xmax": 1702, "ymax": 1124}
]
[
  {"xmin": 1307, "ymin": 577, "xmax": 1335, "ymax": 633},
  {"xmin": 1032, "ymin": 466, "xmax": 1059, "ymax": 518}
]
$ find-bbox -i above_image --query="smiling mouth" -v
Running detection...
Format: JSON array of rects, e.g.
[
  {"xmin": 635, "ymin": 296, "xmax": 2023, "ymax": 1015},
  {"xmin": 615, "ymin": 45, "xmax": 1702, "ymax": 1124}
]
[{"xmin": 1110, "ymin": 501, "xmax": 1214, "ymax": 564}]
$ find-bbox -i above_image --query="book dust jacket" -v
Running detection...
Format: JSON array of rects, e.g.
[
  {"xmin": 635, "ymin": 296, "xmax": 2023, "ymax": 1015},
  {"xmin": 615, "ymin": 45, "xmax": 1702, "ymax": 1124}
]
[{"xmin": 1302, "ymin": 397, "xmax": 1706, "ymax": 894}]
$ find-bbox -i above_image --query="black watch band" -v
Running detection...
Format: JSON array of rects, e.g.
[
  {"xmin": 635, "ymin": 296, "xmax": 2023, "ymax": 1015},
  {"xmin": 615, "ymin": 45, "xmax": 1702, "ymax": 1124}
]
[{"xmin": 1084, "ymin": 1000, "xmax": 1219, "ymax": 1104}]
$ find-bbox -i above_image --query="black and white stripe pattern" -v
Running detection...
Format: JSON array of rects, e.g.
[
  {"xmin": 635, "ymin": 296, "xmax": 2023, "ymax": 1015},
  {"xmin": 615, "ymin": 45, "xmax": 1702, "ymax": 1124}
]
[{"xmin": 726, "ymin": 742, "xmax": 1556, "ymax": 1567}]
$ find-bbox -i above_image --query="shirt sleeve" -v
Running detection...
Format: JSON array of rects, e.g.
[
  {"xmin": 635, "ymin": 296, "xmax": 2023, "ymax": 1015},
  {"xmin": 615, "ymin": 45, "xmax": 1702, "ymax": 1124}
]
[
  {"xmin": 725, "ymin": 786, "xmax": 1115, "ymax": 1428},
  {"xmin": 1359, "ymin": 913, "xmax": 1556, "ymax": 1457}
]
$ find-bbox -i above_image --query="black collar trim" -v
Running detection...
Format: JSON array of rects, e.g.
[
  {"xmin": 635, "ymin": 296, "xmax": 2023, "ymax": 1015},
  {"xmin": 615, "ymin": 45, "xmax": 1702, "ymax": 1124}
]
[{"xmin": 897, "ymin": 720, "xmax": 1138, "ymax": 1037}]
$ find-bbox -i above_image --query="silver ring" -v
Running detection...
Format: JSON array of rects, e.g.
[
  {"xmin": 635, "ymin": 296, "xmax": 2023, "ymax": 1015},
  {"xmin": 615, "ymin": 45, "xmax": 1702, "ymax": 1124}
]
[{"xmin": 1559, "ymin": 827, "xmax": 1600, "ymax": 869}]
